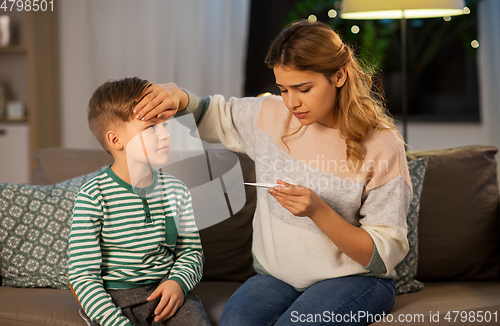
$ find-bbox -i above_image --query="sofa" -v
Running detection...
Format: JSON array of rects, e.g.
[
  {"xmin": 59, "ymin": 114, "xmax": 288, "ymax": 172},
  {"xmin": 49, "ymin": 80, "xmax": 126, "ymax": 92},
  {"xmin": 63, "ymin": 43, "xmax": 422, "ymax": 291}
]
[{"xmin": 0, "ymin": 145, "xmax": 499, "ymax": 326}]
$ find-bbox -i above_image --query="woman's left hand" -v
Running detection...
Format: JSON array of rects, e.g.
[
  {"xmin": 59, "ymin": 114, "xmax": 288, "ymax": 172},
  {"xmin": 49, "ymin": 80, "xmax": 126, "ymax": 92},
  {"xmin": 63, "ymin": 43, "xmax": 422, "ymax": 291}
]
[
  {"xmin": 133, "ymin": 83, "xmax": 188, "ymax": 121},
  {"xmin": 268, "ymin": 179, "xmax": 326, "ymax": 218}
]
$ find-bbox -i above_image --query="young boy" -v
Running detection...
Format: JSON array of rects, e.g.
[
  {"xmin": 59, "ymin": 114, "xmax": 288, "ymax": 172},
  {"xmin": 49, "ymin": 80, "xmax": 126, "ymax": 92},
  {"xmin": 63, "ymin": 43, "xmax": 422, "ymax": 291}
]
[{"xmin": 68, "ymin": 77, "xmax": 210, "ymax": 326}]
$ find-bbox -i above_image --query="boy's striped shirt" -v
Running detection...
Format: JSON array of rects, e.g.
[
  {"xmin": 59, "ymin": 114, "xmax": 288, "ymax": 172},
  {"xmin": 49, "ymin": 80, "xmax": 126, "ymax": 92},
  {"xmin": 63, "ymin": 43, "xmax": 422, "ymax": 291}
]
[{"xmin": 68, "ymin": 167, "xmax": 203, "ymax": 326}]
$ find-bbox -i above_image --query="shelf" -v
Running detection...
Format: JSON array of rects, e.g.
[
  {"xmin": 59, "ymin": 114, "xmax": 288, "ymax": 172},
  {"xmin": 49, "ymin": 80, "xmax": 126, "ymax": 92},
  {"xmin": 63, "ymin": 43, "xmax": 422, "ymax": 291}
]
[
  {"xmin": 0, "ymin": 118, "xmax": 29, "ymax": 124},
  {"xmin": 0, "ymin": 46, "xmax": 27, "ymax": 53}
]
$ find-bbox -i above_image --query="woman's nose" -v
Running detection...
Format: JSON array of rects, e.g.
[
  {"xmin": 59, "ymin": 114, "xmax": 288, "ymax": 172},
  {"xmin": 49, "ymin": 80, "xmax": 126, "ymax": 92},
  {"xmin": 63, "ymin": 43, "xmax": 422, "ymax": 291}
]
[{"xmin": 285, "ymin": 93, "xmax": 300, "ymax": 109}]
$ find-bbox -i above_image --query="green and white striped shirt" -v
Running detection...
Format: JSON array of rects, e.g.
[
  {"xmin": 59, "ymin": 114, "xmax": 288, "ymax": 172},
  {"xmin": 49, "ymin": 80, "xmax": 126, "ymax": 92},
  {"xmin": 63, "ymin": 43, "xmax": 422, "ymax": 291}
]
[{"xmin": 68, "ymin": 167, "xmax": 203, "ymax": 326}]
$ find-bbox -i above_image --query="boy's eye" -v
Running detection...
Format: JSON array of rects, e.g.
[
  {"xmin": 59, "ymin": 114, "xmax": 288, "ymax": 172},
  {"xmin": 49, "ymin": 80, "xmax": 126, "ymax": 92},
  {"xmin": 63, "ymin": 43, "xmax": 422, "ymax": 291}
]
[{"xmin": 279, "ymin": 89, "xmax": 287, "ymax": 94}]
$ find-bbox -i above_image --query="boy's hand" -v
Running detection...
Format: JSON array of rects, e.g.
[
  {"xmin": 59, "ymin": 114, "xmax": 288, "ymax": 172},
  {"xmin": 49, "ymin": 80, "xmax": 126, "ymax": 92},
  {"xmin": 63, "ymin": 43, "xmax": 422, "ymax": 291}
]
[
  {"xmin": 147, "ymin": 280, "xmax": 185, "ymax": 322},
  {"xmin": 134, "ymin": 83, "xmax": 189, "ymax": 121}
]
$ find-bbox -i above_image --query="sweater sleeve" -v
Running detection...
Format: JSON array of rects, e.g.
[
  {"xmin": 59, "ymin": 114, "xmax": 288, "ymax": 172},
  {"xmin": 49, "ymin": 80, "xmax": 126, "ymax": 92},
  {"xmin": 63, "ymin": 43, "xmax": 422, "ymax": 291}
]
[
  {"xmin": 167, "ymin": 187, "xmax": 204, "ymax": 296},
  {"xmin": 358, "ymin": 130, "xmax": 412, "ymax": 277},
  {"xmin": 176, "ymin": 90, "xmax": 266, "ymax": 159},
  {"xmin": 68, "ymin": 191, "xmax": 134, "ymax": 326}
]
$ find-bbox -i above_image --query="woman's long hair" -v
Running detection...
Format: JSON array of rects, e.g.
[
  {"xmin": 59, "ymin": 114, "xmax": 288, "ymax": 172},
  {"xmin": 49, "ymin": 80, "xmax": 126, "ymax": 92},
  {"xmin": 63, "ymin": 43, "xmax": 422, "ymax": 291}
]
[{"xmin": 265, "ymin": 20, "xmax": 400, "ymax": 171}]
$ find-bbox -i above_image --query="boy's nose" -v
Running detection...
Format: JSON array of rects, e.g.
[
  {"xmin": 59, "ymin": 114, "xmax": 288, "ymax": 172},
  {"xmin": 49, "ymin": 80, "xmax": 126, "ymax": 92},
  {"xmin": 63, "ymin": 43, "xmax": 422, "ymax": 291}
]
[{"xmin": 158, "ymin": 128, "xmax": 170, "ymax": 140}]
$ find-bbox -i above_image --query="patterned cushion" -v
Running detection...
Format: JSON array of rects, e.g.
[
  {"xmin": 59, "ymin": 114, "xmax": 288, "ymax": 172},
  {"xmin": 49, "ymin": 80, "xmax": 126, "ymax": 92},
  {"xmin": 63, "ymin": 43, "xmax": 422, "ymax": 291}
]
[
  {"xmin": 0, "ymin": 168, "xmax": 106, "ymax": 289},
  {"xmin": 394, "ymin": 157, "xmax": 428, "ymax": 295}
]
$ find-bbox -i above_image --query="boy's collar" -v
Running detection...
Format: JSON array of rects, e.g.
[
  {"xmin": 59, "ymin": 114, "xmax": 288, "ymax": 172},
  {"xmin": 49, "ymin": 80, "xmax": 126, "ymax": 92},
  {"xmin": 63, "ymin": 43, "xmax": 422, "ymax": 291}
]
[{"xmin": 105, "ymin": 166, "xmax": 159, "ymax": 196}]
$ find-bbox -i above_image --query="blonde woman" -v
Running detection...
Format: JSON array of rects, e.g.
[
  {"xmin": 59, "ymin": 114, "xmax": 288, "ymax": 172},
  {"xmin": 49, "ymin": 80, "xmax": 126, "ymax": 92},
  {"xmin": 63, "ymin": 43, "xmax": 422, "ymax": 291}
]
[{"xmin": 136, "ymin": 20, "xmax": 411, "ymax": 326}]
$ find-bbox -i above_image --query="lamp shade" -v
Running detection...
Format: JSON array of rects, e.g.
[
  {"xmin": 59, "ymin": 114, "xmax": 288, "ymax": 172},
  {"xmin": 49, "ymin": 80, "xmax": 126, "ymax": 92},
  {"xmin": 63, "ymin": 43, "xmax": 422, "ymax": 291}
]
[{"xmin": 341, "ymin": 0, "xmax": 465, "ymax": 19}]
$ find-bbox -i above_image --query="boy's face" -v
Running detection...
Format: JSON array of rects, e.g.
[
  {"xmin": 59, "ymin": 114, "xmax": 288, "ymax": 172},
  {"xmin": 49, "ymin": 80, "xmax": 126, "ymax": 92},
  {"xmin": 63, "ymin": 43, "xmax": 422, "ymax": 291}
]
[{"xmin": 120, "ymin": 118, "xmax": 171, "ymax": 167}]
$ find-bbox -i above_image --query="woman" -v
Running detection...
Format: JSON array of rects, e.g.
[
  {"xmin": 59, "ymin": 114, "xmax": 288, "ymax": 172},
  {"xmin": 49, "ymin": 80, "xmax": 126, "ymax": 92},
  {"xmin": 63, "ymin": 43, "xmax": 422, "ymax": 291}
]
[{"xmin": 135, "ymin": 20, "xmax": 411, "ymax": 326}]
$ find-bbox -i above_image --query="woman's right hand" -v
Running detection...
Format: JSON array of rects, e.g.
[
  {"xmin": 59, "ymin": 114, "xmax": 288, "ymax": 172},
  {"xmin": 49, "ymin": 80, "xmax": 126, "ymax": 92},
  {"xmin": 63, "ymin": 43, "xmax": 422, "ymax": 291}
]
[{"xmin": 133, "ymin": 82, "xmax": 189, "ymax": 121}]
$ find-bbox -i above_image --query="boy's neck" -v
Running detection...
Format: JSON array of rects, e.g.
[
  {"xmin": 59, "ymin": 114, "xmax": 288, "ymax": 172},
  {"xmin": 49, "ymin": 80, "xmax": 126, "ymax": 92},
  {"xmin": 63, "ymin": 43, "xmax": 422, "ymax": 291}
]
[{"xmin": 111, "ymin": 159, "xmax": 154, "ymax": 189}]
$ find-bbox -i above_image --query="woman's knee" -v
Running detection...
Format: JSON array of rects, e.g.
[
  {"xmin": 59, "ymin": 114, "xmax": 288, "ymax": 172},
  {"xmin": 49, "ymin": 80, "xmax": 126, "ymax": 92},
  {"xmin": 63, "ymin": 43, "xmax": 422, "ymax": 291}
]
[{"xmin": 219, "ymin": 306, "xmax": 251, "ymax": 326}]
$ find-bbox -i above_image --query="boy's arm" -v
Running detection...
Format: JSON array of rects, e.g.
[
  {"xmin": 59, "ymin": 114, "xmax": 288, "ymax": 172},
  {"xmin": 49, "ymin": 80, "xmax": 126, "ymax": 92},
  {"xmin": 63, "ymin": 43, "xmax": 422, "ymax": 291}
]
[
  {"xmin": 68, "ymin": 191, "xmax": 134, "ymax": 326},
  {"xmin": 167, "ymin": 188, "xmax": 204, "ymax": 296}
]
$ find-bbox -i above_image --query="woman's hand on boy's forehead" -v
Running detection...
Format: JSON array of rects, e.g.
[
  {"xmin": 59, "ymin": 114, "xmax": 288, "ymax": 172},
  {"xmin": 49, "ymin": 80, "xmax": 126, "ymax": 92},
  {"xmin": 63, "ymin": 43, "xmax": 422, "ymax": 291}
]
[{"xmin": 133, "ymin": 83, "xmax": 187, "ymax": 121}]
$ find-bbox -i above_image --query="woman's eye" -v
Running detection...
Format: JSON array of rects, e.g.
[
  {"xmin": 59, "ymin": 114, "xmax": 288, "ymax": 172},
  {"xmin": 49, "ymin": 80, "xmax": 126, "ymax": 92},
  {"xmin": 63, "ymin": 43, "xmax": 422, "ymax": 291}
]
[
  {"xmin": 162, "ymin": 122, "xmax": 168, "ymax": 128},
  {"xmin": 299, "ymin": 88, "xmax": 311, "ymax": 93}
]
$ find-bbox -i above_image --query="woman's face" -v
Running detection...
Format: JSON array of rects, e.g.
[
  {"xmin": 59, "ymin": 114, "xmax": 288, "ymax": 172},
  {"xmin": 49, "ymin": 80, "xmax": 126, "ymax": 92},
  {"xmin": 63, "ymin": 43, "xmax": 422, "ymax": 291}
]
[{"xmin": 273, "ymin": 65, "xmax": 346, "ymax": 128}]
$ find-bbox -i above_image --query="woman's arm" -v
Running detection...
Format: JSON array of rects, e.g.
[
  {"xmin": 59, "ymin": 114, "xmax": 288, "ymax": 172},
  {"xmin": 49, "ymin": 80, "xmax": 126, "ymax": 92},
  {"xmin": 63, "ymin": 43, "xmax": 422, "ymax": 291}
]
[{"xmin": 269, "ymin": 179, "xmax": 374, "ymax": 266}]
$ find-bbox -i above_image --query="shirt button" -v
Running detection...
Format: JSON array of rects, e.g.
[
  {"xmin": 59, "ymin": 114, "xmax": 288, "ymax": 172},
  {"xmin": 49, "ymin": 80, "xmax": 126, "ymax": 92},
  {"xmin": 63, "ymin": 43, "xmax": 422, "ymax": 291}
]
[
  {"xmin": 143, "ymin": 200, "xmax": 148, "ymax": 205},
  {"xmin": 141, "ymin": 190, "xmax": 145, "ymax": 194},
  {"xmin": 146, "ymin": 213, "xmax": 150, "ymax": 217}
]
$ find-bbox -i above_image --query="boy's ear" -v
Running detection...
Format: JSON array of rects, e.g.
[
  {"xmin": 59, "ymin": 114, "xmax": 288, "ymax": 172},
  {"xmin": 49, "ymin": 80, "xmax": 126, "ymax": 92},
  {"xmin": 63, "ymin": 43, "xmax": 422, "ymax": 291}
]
[{"xmin": 106, "ymin": 130, "xmax": 124, "ymax": 150}]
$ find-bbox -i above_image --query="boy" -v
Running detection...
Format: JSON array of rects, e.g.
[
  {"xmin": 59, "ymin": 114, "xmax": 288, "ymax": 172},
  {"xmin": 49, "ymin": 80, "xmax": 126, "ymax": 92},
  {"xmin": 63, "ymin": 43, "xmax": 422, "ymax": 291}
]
[{"xmin": 68, "ymin": 77, "xmax": 210, "ymax": 326}]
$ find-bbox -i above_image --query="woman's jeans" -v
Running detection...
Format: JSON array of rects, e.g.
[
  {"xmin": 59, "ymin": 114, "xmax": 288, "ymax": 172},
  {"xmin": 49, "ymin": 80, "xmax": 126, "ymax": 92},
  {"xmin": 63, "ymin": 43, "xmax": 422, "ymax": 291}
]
[{"xmin": 219, "ymin": 274, "xmax": 395, "ymax": 326}]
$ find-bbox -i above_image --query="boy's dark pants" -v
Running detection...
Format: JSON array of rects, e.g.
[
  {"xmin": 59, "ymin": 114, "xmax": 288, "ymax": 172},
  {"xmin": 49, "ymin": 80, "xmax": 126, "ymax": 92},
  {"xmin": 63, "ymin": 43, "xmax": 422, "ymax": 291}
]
[{"xmin": 79, "ymin": 280, "xmax": 211, "ymax": 326}]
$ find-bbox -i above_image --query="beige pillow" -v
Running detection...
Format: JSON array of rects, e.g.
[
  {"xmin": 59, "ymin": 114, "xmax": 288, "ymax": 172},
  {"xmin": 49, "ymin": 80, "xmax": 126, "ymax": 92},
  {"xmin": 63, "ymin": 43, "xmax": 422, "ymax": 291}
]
[{"xmin": 407, "ymin": 145, "xmax": 500, "ymax": 281}]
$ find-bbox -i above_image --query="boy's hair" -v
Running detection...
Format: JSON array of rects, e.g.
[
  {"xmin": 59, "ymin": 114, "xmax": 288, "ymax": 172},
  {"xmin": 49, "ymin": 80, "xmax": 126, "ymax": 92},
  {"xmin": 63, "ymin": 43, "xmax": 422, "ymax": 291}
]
[{"xmin": 88, "ymin": 77, "xmax": 151, "ymax": 151}]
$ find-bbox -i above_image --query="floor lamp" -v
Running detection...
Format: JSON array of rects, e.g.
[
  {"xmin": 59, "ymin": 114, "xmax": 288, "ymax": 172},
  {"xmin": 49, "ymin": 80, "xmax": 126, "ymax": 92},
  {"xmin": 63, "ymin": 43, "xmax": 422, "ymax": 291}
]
[{"xmin": 340, "ymin": 0, "xmax": 465, "ymax": 143}]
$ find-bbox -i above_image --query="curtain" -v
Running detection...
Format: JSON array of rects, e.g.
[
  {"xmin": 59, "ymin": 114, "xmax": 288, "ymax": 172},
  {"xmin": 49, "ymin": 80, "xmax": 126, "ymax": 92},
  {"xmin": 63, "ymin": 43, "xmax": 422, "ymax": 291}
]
[
  {"xmin": 478, "ymin": 0, "xmax": 500, "ymax": 177},
  {"xmin": 59, "ymin": 0, "xmax": 250, "ymax": 149},
  {"xmin": 478, "ymin": 0, "xmax": 500, "ymax": 147}
]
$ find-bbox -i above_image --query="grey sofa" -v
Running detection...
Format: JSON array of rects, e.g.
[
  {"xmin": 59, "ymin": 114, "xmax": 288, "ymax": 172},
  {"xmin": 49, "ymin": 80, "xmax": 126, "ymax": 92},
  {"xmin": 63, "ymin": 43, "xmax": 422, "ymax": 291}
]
[{"xmin": 0, "ymin": 145, "xmax": 499, "ymax": 326}]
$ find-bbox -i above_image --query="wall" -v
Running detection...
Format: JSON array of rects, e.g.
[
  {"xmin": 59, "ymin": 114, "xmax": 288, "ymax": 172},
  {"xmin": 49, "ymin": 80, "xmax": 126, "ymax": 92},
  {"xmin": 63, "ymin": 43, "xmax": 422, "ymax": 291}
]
[
  {"xmin": 401, "ymin": 122, "xmax": 487, "ymax": 151},
  {"xmin": 56, "ymin": 1, "xmax": 500, "ymax": 182}
]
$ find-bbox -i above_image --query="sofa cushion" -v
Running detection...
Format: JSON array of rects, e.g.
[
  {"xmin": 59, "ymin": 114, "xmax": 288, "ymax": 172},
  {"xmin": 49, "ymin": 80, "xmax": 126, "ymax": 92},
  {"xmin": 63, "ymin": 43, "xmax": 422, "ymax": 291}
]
[
  {"xmin": 193, "ymin": 281, "xmax": 244, "ymax": 326},
  {"xmin": 0, "ymin": 287, "xmax": 83, "ymax": 326},
  {"xmin": 374, "ymin": 282, "xmax": 500, "ymax": 326},
  {"xmin": 406, "ymin": 145, "xmax": 500, "ymax": 281},
  {"xmin": 0, "ymin": 168, "xmax": 105, "ymax": 289},
  {"xmin": 164, "ymin": 151, "xmax": 257, "ymax": 282},
  {"xmin": 394, "ymin": 157, "xmax": 428, "ymax": 295},
  {"xmin": 31, "ymin": 148, "xmax": 113, "ymax": 185}
]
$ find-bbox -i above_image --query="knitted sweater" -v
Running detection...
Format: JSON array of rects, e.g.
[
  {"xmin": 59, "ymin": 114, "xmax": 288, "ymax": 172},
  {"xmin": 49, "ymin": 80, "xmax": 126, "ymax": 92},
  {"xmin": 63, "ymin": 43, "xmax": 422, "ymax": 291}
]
[
  {"xmin": 178, "ymin": 91, "xmax": 410, "ymax": 290},
  {"xmin": 68, "ymin": 167, "xmax": 203, "ymax": 326}
]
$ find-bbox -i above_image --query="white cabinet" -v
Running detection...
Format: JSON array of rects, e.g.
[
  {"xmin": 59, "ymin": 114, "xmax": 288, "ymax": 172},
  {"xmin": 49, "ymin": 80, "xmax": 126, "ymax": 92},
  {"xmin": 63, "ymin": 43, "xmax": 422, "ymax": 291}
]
[
  {"xmin": 0, "ymin": 123, "xmax": 29, "ymax": 184},
  {"xmin": 0, "ymin": 10, "xmax": 60, "ymax": 182}
]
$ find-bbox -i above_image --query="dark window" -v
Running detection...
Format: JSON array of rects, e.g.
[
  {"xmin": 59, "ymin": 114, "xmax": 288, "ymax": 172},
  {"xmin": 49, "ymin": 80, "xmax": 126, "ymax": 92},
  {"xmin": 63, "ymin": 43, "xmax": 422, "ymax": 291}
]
[{"xmin": 245, "ymin": 0, "xmax": 480, "ymax": 122}]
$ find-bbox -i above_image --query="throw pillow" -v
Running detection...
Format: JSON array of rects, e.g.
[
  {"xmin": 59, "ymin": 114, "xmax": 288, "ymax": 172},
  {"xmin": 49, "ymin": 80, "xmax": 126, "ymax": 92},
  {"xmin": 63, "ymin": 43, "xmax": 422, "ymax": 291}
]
[
  {"xmin": 407, "ymin": 145, "xmax": 500, "ymax": 282},
  {"xmin": 0, "ymin": 167, "xmax": 106, "ymax": 289},
  {"xmin": 394, "ymin": 157, "xmax": 428, "ymax": 295}
]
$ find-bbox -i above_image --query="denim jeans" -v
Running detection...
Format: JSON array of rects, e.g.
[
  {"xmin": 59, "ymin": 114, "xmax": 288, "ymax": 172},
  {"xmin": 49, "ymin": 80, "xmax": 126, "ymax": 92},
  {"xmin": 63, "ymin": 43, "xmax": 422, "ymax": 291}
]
[
  {"xmin": 219, "ymin": 274, "xmax": 395, "ymax": 326},
  {"xmin": 79, "ymin": 280, "xmax": 211, "ymax": 326}
]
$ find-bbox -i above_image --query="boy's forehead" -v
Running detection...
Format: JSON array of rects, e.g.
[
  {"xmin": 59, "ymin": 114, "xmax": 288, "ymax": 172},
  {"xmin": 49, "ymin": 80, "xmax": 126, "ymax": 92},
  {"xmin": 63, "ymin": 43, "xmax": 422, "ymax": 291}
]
[{"xmin": 126, "ymin": 117, "xmax": 165, "ymax": 128}]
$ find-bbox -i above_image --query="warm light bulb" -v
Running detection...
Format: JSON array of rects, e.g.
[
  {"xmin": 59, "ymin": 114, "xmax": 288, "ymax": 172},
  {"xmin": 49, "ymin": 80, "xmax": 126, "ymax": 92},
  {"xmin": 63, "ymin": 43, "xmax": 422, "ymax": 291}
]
[
  {"xmin": 351, "ymin": 25, "xmax": 360, "ymax": 34},
  {"xmin": 308, "ymin": 15, "xmax": 317, "ymax": 22},
  {"xmin": 443, "ymin": 16, "xmax": 451, "ymax": 21},
  {"xmin": 463, "ymin": 7, "xmax": 471, "ymax": 14},
  {"xmin": 471, "ymin": 40, "xmax": 479, "ymax": 48},
  {"xmin": 328, "ymin": 9, "xmax": 338, "ymax": 18}
]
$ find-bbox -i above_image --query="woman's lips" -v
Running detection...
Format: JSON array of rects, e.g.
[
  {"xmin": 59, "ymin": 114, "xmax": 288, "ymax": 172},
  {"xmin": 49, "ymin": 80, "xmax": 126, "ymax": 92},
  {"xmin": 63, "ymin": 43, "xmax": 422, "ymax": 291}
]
[{"xmin": 293, "ymin": 111, "xmax": 309, "ymax": 119}]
